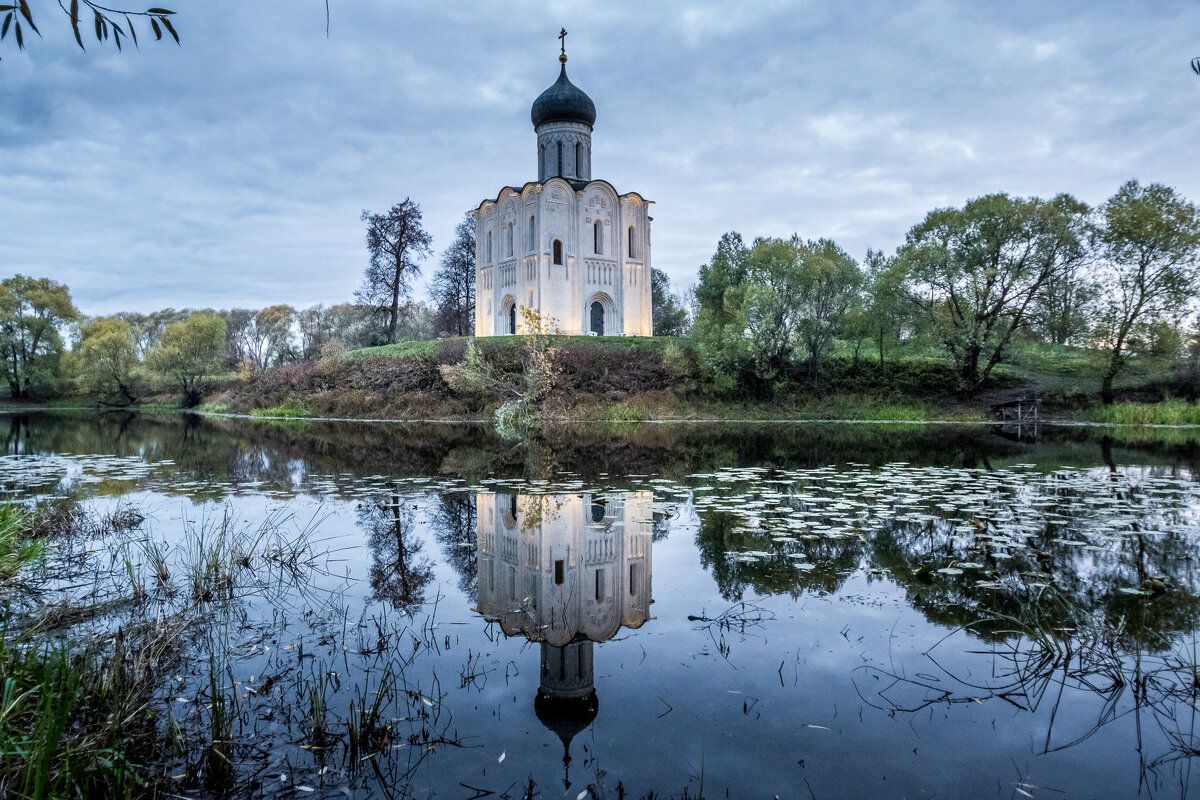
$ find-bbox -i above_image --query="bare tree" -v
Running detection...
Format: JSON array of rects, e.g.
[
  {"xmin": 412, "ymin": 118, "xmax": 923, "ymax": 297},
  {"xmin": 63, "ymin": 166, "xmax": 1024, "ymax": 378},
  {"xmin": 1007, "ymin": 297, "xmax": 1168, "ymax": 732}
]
[
  {"xmin": 431, "ymin": 213, "xmax": 476, "ymax": 336},
  {"xmin": 356, "ymin": 199, "xmax": 432, "ymax": 345}
]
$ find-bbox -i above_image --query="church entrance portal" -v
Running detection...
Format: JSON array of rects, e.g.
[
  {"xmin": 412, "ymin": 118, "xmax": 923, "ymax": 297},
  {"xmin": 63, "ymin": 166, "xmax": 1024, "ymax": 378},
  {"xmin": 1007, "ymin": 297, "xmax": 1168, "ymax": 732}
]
[{"xmin": 590, "ymin": 302, "xmax": 604, "ymax": 336}]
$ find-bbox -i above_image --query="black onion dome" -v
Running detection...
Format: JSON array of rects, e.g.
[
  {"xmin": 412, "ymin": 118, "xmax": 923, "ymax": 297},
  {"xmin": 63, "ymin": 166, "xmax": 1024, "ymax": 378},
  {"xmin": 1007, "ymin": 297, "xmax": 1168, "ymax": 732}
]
[{"xmin": 531, "ymin": 64, "xmax": 597, "ymax": 129}]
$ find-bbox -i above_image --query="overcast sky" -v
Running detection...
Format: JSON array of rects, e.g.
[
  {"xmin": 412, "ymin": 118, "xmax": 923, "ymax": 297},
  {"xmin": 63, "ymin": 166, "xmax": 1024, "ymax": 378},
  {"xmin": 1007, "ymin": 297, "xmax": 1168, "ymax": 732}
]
[{"xmin": 3, "ymin": 1, "xmax": 1199, "ymax": 316}]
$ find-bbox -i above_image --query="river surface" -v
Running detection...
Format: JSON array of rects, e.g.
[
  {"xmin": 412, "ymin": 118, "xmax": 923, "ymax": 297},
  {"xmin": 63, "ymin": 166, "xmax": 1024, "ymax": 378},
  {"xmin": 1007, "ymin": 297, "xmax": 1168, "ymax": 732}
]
[{"xmin": 4, "ymin": 412, "xmax": 1200, "ymax": 799}]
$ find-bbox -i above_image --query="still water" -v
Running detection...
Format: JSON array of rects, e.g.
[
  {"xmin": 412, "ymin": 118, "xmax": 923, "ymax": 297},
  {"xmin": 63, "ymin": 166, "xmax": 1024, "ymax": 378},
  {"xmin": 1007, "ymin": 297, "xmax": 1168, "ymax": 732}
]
[{"xmin": 4, "ymin": 412, "xmax": 1200, "ymax": 799}]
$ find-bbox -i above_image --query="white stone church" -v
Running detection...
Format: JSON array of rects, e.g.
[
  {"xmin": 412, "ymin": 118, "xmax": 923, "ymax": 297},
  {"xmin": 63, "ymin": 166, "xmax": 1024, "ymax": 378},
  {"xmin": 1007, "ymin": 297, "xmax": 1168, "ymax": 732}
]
[{"xmin": 472, "ymin": 44, "xmax": 653, "ymax": 337}]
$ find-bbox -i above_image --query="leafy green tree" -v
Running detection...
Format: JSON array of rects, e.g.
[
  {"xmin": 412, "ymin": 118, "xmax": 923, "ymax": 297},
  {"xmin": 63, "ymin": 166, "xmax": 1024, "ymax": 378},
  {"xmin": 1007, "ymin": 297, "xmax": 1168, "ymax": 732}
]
[
  {"xmin": 694, "ymin": 232, "xmax": 753, "ymax": 391},
  {"xmin": 651, "ymin": 267, "xmax": 690, "ymax": 337},
  {"xmin": 1031, "ymin": 257, "xmax": 1098, "ymax": 346},
  {"xmin": 146, "ymin": 311, "xmax": 226, "ymax": 407},
  {"xmin": 115, "ymin": 308, "xmax": 191, "ymax": 357},
  {"xmin": 861, "ymin": 249, "xmax": 910, "ymax": 367},
  {"xmin": 793, "ymin": 238, "xmax": 862, "ymax": 380},
  {"xmin": 0, "ymin": 275, "xmax": 78, "ymax": 399},
  {"xmin": 1093, "ymin": 180, "xmax": 1200, "ymax": 404},
  {"xmin": 74, "ymin": 317, "xmax": 142, "ymax": 404},
  {"xmin": 431, "ymin": 213, "xmax": 476, "ymax": 337},
  {"xmin": 896, "ymin": 193, "xmax": 1090, "ymax": 396},
  {"xmin": 694, "ymin": 233, "xmax": 860, "ymax": 389},
  {"xmin": 0, "ymin": 2, "xmax": 178, "ymax": 54},
  {"xmin": 357, "ymin": 199, "xmax": 433, "ymax": 345}
]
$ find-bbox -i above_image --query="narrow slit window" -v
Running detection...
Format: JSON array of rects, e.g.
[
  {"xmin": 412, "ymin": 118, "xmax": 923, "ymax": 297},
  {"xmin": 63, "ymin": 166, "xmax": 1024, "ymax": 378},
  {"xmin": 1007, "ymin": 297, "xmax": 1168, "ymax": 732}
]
[
  {"xmin": 574, "ymin": 142, "xmax": 582, "ymax": 176},
  {"xmin": 506, "ymin": 222, "xmax": 513, "ymax": 257},
  {"xmin": 629, "ymin": 564, "xmax": 637, "ymax": 595},
  {"xmin": 529, "ymin": 215, "xmax": 535, "ymax": 251},
  {"xmin": 594, "ymin": 220, "xmax": 602, "ymax": 255},
  {"xmin": 595, "ymin": 568, "xmax": 605, "ymax": 601},
  {"xmin": 554, "ymin": 559, "xmax": 564, "ymax": 586},
  {"xmin": 628, "ymin": 226, "xmax": 636, "ymax": 258},
  {"xmin": 553, "ymin": 239, "xmax": 563, "ymax": 265},
  {"xmin": 487, "ymin": 230, "xmax": 492, "ymax": 262},
  {"xmin": 557, "ymin": 142, "xmax": 563, "ymax": 176}
]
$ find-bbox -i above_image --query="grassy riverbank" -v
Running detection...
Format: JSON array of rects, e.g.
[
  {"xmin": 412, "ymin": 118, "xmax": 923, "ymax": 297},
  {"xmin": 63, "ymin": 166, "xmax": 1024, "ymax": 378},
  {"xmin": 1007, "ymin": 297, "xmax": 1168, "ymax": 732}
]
[
  {"xmin": 194, "ymin": 336, "xmax": 1200, "ymax": 425},
  {"xmin": 10, "ymin": 335, "xmax": 1199, "ymax": 427}
]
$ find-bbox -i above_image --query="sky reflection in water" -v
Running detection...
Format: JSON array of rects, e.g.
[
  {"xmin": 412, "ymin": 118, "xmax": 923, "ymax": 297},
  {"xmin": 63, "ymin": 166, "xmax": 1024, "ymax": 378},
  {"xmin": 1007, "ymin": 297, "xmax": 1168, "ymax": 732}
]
[{"xmin": 3, "ymin": 412, "xmax": 1200, "ymax": 798}]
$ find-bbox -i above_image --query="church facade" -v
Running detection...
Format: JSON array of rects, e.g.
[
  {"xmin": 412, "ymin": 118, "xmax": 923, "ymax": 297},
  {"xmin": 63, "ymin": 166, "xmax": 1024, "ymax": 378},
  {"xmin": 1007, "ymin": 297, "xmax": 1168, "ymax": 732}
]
[{"xmin": 472, "ymin": 46, "xmax": 653, "ymax": 337}]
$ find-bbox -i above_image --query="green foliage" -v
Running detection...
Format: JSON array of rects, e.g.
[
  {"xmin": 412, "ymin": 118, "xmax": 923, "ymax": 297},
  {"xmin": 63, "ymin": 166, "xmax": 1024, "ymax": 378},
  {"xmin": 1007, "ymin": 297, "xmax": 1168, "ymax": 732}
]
[
  {"xmin": 0, "ymin": 275, "xmax": 78, "ymax": 400},
  {"xmin": 347, "ymin": 339, "xmax": 441, "ymax": 360},
  {"xmin": 0, "ymin": 504, "xmax": 42, "ymax": 582},
  {"xmin": 73, "ymin": 317, "xmax": 143, "ymax": 404},
  {"xmin": 1082, "ymin": 399, "xmax": 1200, "ymax": 426},
  {"xmin": 0, "ymin": 1, "xmax": 178, "ymax": 55},
  {"xmin": 1094, "ymin": 180, "xmax": 1200, "ymax": 404},
  {"xmin": 146, "ymin": 312, "xmax": 227, "ymax": 407},
  {"xmin": 251, "ymin": 400, "xmax": 312, "ymax": 419},
  {"xmin": 896, "ymin": 192, "xmax": 1090, "ymax": 396},
  {"xmin": 651, "ymin": 267, "xmax": 691, "ymax": 337},
  {"xmin": 694, "ymin": 232, "xmax": 862, "ymax": 391}
]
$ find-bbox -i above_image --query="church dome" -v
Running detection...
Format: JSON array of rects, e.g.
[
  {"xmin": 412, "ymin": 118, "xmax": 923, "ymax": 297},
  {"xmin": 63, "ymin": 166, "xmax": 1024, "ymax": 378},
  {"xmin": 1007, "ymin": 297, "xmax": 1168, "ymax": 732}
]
[{"xmin": 531, "ymin": 64, "xmax": 596, "ymax": 129}]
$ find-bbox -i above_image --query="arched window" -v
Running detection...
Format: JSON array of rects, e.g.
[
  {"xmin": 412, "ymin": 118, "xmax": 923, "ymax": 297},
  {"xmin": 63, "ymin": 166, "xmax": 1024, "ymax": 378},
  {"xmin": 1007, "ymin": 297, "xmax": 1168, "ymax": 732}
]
[
  {"xmin": 508, "ymin": 303, "xmax": 516, "ymax": 335},
  {"xmin": 505, "ymin": 222, "xmax": 513, "ymax": 257},
  {"xmin": 557, "ymin": 142, "xmax": 563, "ymax": 176},
  {"xmin": 553, "ymin": 239, "xmax": 563, "ymax": 265},
  {"xmin": 628, "ymin": 226, "xmax": 636, "ymax": 258},
  {"xmin": 574, "ymin": 142, "xmax": 582, "ymax": 176},
  {"xmin": 593, "ymin": 220, "xmax": 602, "ymax": 255},
  {"xmin": 486, "ymin": 230, "xmax": 492, "ymax": 262},
  {"xmin": 528, "ymin": 215, "xmax": 535, "ymax": 251}
]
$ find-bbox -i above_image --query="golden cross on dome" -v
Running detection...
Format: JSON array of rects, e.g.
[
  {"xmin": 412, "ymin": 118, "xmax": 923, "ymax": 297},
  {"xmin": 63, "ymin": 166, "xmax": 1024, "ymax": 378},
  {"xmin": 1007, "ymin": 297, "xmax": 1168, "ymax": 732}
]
[{"xmin": 559, "ymin": 28, "xmax": 568, "ymax": 62}]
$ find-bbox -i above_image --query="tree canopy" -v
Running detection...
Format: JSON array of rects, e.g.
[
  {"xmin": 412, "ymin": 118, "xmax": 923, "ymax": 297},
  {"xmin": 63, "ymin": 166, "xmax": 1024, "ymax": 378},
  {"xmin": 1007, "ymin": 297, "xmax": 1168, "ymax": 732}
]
[
  {"xmin": 896, "ymin": 192, "xmax": 1090, "ymax": 396},
  {"xmin": 0, "ymin": 275, "xmax": 77, "ymax": 399},
  {"xmin": 1093, "ymin": 180, "xmax": 1200, "ymax": 403}
]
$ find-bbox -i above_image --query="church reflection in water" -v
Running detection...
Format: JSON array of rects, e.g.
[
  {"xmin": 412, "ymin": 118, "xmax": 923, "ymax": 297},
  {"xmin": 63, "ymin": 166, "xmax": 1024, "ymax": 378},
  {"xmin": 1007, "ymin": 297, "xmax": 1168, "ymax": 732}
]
[{"xmin": 474, "ymin": 491, "xmax": 654, "ymax": 778}]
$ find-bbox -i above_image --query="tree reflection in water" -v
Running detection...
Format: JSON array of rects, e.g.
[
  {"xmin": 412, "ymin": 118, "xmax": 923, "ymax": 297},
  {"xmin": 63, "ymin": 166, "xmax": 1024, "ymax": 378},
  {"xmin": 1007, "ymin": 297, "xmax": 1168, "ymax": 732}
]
[
  {"xmin": 692, "ymin": 461, "xmax": 1200, "ymax": 789},
  {"xmin": 359, "ymin": 493, "xmax": 434, "ymax": 615}
]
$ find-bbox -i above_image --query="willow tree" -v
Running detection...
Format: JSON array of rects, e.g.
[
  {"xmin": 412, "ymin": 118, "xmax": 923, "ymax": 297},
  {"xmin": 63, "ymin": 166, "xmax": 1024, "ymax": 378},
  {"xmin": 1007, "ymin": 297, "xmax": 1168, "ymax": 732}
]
[
  {"xmin": 896, "ymin": 193, "xmax": 1090, "ymax": 397},
  {"xmin": 0, "ymin": 275, "xmax": 78, "ymax": 399},
  {"xmin": 147, "ymin": 311, "xmax": 226, "ymax": 407},
  {"xmin": 75, "ymin": 317, "xmax": 142, "ymax": 404},
  {"xmin": 1094, "ymin": 181, "xmax": 1200, "ymax": 404},
  {"xmin": 357, "ymin": 199, "xmax": 433, "ymax": 345}
]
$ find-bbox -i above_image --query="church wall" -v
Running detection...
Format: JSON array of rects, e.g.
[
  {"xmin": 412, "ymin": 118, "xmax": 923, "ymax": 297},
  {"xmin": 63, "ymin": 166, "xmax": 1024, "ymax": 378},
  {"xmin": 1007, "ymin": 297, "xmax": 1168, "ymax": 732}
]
[{"xmin": 537, "ymin": 180, "xmax": 581, "ymax": 334}]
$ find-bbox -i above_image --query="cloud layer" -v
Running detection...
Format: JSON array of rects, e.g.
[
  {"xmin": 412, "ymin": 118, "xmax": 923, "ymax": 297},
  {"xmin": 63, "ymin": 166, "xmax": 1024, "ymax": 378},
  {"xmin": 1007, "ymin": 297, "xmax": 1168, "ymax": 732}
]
[{"xmin": 3, "ymin": 1, "xmax": 1198, "ymax": 314}]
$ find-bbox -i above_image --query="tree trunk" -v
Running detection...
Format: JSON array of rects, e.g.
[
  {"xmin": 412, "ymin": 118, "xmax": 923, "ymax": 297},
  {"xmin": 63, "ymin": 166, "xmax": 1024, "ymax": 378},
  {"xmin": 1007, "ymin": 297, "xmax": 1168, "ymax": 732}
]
[
  {"xmin": 1101, "ymin": 347, "xmax": 1123, "ymax": 405},
  {"xmin": 1101, "ymin": 373, "xmax": 1115, "ymax": 405},
  {"xmin": 388, "ymin": 279, "xmax": 400, "ymax": 345},
  {"xmin": 960, "ymin": 345, "xmax": 982, "ymax": 398}
]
